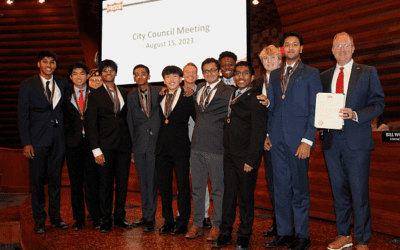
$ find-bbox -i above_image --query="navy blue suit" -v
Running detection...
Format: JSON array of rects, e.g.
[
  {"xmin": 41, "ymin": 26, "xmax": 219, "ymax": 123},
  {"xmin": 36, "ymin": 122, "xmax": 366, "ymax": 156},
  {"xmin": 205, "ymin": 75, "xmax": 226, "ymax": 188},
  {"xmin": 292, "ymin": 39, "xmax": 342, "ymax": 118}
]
[
  {"xmin": 267, "ymin": 61, "xmax": 322, "ymax": 238},
  {"xmin": 321, "ymin": 62, "xmax": 385, "ymax": 245},
  {"xmin": 18, "ymin": 74, "xmax": 69, "ymax": 223}
]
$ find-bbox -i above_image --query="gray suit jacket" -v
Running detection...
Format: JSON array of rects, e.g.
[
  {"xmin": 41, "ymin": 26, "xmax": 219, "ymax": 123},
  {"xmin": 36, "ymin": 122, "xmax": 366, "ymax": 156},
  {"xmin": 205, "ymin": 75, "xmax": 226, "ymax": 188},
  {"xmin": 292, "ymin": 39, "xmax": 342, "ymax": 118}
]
[
  {"xmin": 127, "ymin": 85, "xmax": 162, "ymax": 154},
  {"xmin": 190, "ymin": 81, "xmax": 234, "ymax": 155}
]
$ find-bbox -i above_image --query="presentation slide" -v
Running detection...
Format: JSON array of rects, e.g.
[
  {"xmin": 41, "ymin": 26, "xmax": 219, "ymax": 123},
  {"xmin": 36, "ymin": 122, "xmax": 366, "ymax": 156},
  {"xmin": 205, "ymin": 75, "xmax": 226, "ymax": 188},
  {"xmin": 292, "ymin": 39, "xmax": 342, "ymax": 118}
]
[{"xmin": 102, "ymin": 0, "xmax": 247, "ymax": 84}]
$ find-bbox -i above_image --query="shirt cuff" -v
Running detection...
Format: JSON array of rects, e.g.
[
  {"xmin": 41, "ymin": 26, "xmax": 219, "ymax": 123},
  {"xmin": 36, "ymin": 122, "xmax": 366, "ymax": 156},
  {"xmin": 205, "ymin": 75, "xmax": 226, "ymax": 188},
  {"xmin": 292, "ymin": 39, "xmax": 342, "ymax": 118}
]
[
  {"xmin": 352, "ymin": 111, "xmax": 358, "ymax": 123},
  {"xmin": 301, "ymin": 138, "xmax": 313, "ymax": 147},
  {"xmin": 92, "ymin": 148, "xmax": 103, "ymax": 157},
  {"xmin": 266, "ymin": 99, "xmax": 270, "ymax": 108}
]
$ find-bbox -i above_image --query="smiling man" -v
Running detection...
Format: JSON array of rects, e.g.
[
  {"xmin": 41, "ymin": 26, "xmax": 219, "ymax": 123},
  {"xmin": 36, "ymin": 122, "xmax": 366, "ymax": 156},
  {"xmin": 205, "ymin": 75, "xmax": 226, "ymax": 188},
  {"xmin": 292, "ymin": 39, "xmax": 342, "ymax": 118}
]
[
  {"xmin": 86, "ymin": 59, "xmax": 132, "ymax": 233},
  {"xmin": 213, "ymin": 61, "xmax": 267, "ymax": 250},
  {"xmin": 218, "ymin": 51, "xmax": 237, "ymax": 86},
  {"xmin": 18, "ymin": 50, "xmax": 70, "ymax": 234},
  {"xmin": 264, "ymin": 32, "xmax": 322, "ymax": 250},
  {"xmin": 321, "ymin": 32, "xmax": 384, "ymax": 250},
  {"xmin": 64, "ymin": 62, "xmax": 102, "ymax": 231},
  {"xmin": 155, "ymin": 65, "xmax": 196, "ymax": 236}
]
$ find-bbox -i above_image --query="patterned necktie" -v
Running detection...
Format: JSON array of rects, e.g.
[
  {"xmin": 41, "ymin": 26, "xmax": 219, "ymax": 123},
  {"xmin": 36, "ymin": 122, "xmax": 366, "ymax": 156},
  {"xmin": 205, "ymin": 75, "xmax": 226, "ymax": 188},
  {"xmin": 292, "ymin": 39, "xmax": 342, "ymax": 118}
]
[
  {"xmin": 78, "ymin": 90, "xmax": 84, "ymax": 112},
  {"xmin": 236, "ymin": 90, "xmax": 241, "ymax": 97},
  {"xmin": 140, "ymin": 90, "xmax": 147, "ymax": 111},
  {"xmin": 46, "ymin": 81, "xmax": 51, "ymax": 101},
  {"xmin": 200, "ymin": 85, "xmax": 211, "ymax": 111},
  {"xmin": 336, "ymin": 67, "xmax": 344, "ymax": 94},
  {"xmin": 285, "ymin": 66, "xmax": 292, "ymax": 84}
]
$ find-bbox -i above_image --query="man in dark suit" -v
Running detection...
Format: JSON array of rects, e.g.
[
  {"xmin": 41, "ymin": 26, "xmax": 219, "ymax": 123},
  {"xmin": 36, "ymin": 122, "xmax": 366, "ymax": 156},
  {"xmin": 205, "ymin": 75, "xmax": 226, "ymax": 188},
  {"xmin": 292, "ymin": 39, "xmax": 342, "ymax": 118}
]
[
  {"xmin": 264, "ymin": 32, "xmax": 322, "ymax": 250},
  {"xmin": 213, "ymin": 61, "xmax": 267, "ymax": 250},
  {"xmin": 253, "ymin": 44, "xmax": 283, "ymax": 238},
  {"xmin": 64, "ymin": 62, "xmax": 102, "ymax": 231},
  {"xmin": 18, "ymin": 50, "xmax": 69, "ymax": 233},
  {"xmin": 185, "ymin": 58, "xmax": 234, "ymax": 241},
  {"xmin": 321, "ymin": 32, "xmax": 385, "ymax": 250},
  {"xmin": 155, "ymin": 65, "xmax": 196, "ymax": 236},
  {"xmin": 86, "ymin": 59, "xmax": 132, "ymax": 233},
  {"xmin": 127, "ymin": 64, "xmax": 161, "ymax": 232},
  {"xmin": 219, "ymin": 51, "xmax": 237, "ymax": 86}
]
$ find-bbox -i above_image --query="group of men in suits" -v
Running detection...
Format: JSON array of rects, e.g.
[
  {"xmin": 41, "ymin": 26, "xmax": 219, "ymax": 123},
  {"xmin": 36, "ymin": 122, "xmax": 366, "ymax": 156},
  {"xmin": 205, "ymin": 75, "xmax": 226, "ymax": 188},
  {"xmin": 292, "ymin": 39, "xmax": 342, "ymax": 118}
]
[{"xmin": 18, "ymin": 30, "xmax": 384, "ymax": 250}]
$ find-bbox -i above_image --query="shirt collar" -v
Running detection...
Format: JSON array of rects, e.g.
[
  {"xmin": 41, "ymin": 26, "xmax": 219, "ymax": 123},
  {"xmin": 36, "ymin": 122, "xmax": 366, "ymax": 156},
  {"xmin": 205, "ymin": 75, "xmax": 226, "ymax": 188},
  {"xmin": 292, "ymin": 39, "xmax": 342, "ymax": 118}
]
[
  {"xmin": 40, "ymin": 75, "xmax": 53, "ymax": 85},
  {"xmin": 335, "ymin": 59, "xmax": 354, "ymax": 72},
  {"xmin": 206, "ymin": 79, "xmax": 221, "ymax": 89}
]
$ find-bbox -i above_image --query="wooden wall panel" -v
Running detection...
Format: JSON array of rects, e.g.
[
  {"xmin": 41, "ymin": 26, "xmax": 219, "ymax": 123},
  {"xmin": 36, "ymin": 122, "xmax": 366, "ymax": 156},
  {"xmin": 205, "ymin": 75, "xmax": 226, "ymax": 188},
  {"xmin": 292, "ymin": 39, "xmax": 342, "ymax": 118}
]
[{"xmin": 273, "ymin": 0, "xmax": 400, "ymax": 123}]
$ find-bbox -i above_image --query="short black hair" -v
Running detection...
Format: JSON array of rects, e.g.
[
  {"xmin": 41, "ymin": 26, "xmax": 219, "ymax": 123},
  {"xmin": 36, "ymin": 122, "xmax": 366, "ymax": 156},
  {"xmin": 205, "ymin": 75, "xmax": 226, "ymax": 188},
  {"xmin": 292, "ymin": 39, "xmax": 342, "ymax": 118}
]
[
  {"xmin": 133, "ymin": 64, "xmax": 150, "ymax": 75},
  {"xmin": 282, "ymin": 31, "xmax": 303, "ymax": 46},
  {"xmin": 218, "ymin": 51, "xmax": 237, "ymax": 62},
  {"xmin": 234, "ymin": 61, "xmax": 255, "ymax": 76},
  {"xmin": 69, "ymin": 62, "xmax": 89, "ymax": 75},
  {"xmin": 162, "ymin": 65, "xmax": 183, "ymax": 78},
  {"xmin": 201, "ymin": 58, "xmax": 220, "ymax": 71},
  {"xmin": 98, "ymin": 59, "xmax": 118, "ymax": 73},
  {"xmin": 38, "ymin": 50, "xmax": 58, "ymax": 62}
]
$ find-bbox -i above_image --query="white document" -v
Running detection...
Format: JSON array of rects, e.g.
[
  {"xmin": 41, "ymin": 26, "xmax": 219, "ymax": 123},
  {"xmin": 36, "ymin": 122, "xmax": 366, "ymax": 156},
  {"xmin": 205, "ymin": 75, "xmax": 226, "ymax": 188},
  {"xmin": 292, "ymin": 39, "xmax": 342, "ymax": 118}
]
[{"xmin": 314, "ymin": 93, "xmax": 345, "ymax": 130}]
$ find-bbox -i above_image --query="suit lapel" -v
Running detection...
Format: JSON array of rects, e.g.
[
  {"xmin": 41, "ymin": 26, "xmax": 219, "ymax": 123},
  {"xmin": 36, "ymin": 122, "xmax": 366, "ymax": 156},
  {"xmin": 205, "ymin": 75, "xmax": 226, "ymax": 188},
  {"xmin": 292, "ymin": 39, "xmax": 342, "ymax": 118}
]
[
  {"xmin": 346, "ymin": 62, "xmax": 360, "ymax": 105},
  {"xmin": 194, "ymin": 82, "xmax": 205, "ymax": 113},
  {"xmin": 286, "ymin": 61, "xmax": 304, "ymax": 94},
  {"xmin": 326, "ymin": 67, "xmax": 335, "ymax": 93},
  {"xmin": 32, "ymin": 74, "xmax": 47, "ymax": 101}
]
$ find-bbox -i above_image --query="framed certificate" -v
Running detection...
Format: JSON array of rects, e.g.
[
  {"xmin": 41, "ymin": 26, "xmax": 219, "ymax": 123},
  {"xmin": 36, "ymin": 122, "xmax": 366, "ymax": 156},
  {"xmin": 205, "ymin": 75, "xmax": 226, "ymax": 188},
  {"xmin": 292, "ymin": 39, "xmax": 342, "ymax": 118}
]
[{"xmin": 314, "ymin": 93, "xmax": 345, "ymax": 130}]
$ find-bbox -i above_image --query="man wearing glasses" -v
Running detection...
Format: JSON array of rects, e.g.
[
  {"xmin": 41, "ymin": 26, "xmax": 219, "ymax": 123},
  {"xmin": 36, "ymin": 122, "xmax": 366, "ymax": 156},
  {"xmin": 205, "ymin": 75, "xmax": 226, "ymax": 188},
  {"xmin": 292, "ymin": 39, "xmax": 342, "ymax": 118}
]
[
  {"xmin": 86, "ymin": 59, "xmax": 133, "ymax": 233},
  {"xmin": 185, "ymin": 58, "xmax": 234, "ymax": 241}
]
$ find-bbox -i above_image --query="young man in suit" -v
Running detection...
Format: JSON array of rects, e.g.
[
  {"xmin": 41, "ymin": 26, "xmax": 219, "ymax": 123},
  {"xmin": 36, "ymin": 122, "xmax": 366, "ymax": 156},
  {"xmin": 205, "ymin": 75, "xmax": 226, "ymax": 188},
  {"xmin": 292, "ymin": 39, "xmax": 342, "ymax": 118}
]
[
  {"xmin": 264, "ymin": 32, "xmax": 322, "ymax": 250},
  {"xmin": 155, "ymin": 65, "xmax": 196, "ymax": 236},
  {"xmin": 127, "ymin": 64, "xmax": 162, "ymax": 232},
  {"xmin": 64, "ymin": 62, "xmax": 102, "ymax": 231},
  {"xmin": 219, "ymin": 51, "xmax": 237, "ymax": 86},
  {"xmin": 185, "ymin": 58, "xmax": 234, "ymax": 241},
  {"xmin": 321, "ymin": 32, "xmax": 385, "ymax": 250},
  {"xmin": 213, "ymin": 61, "xmax": 267, "ymax": 250},
  {"xmin": 253, "ymin": 44, "xmax": 283, "ymax": 238},
  {"xmin": 86, "ymin": 59, "xmax": 132, "ymax": 233},
  {"xmin": 18, "ymin": 50, "xmax": 69, "ymax": 233}
]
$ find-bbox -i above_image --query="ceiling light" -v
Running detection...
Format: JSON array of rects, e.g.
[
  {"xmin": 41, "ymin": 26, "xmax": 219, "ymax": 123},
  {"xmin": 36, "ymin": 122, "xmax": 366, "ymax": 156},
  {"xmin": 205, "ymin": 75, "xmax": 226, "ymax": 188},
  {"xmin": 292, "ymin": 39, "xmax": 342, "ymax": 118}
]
[
  {"xmin": 253, "ymin": 0, "xmax": 259, "ymax": 5},
  {"xmin": 7, "ymin": 0, "xmax": 14, "ymax": 4},
  {"xmin": 39, "ymin": 0, "xmax": 45, "ymax": 3}
]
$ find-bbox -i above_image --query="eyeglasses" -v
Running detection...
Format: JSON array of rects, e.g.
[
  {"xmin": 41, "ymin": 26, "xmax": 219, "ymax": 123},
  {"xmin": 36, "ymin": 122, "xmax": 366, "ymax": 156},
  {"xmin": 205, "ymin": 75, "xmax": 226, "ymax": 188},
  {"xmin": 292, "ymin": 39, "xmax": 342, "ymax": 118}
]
[
  {"xmin": 134, "ymin": 73, "xmax": 148, "ymax": 77},
  {"xmin": 234, "ymin": 71, "xmax": 250, "ymax": 77},
  {"xmin": 203, "ymin": 68, "xmax": 218, "ymax": 74},
  {"xmin": 102, "ymin": 68, "xmax": 115, "ymax": 73},
  {"xmin": 90, "ymin": 78, "xmax": 103, "ymax": 82},
  {"xmin": 334, "ymin": 44, "xmax": 351, "ymax": 49}
]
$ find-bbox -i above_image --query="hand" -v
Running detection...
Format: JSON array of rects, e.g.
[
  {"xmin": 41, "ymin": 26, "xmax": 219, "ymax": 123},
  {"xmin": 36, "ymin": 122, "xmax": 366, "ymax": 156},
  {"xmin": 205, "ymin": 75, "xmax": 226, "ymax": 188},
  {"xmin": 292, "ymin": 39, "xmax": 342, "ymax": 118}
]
[
  {"xmin": 339, "ymin": 108, "xmax": 356, "ymax": 120},
  {"xmin": 183, "ymin": 88, "xmax": 194, "ymax": 97},
  {"xmin": 95, "ymin": 154, "xmax": 105, "ymax": 166},
  {"xmin": 257, "ymin": 94, "xmax": 269, "ymax": 106},
  {"xmin": 264, "ymin": 136, "xmax": 272, "ymax": 151},
  {"xmin": 295, "ymin": 142, "xmax": 311, "ymax": 159},
  {"xmin": 131, "ymin": 153, "xmax": 135, "ymax": 163},
  {"xmin": 244, "ymin": 163, "xmax": 253, "ymax": 172},
  {"xmin": 159, "ymin": 87, "xmax": 167, "ymax": 95},
  {"xmin": 23, "ymin": 145, "xmax": 34, "ymax": 159}
]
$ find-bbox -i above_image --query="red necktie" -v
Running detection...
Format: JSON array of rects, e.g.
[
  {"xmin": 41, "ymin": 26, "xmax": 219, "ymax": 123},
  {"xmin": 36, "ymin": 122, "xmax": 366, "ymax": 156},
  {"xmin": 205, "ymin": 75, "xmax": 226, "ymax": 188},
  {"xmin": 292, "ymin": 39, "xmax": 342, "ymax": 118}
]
[
  {"xmin": 336, "ymin": 67, "xmax": 344, "ymax": 94},
  {"xmin": 78, "ymin": 90, "xmax": 84, "ymax": 111}
]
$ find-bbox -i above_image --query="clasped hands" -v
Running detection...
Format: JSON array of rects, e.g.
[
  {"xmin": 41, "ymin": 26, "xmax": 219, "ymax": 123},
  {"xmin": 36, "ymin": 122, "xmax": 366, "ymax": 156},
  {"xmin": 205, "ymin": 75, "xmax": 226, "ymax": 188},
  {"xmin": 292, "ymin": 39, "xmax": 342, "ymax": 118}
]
[{"xmin": 339, "ymin": 108, "xmax": 356, "ymax": 120}]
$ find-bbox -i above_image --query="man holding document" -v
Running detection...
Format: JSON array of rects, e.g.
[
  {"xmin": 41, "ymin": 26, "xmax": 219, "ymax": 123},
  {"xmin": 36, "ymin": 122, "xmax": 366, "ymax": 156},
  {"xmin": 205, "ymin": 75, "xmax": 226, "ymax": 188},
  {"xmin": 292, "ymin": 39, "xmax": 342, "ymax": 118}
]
[{"xmin": 320, "ymin": 32, "xmax": 385, "ymax": 250}]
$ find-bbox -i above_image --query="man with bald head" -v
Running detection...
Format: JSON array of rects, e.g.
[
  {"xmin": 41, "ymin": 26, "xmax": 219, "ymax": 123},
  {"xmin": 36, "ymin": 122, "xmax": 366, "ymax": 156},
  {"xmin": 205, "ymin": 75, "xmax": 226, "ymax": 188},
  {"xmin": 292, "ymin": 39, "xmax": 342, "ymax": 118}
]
[{"xmin": 320, "ymin": 32, "xmax": 385, "ymax": 250}]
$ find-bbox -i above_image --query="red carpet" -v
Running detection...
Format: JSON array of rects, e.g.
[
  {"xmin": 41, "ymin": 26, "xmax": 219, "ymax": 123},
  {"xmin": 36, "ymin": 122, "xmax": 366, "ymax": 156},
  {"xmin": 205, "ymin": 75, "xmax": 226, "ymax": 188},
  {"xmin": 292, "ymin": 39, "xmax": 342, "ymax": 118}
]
[{"xmin": 18, "ymin": 187, "xmax": 398, "ymax": 249}]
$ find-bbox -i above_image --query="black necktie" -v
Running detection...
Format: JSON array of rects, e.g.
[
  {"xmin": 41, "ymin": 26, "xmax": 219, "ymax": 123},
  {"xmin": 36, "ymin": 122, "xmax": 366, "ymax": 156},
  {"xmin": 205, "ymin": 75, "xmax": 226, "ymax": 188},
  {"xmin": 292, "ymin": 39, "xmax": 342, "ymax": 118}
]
[
  {"xmin": 285, "ymin": 66, "xmax": 293, "ymax": 84},
  {"xmin": 46, "ymin": 81, "xmax": 51, "ymax": 100},
  {"xmin": 236, "ymin": 90, "xmax": 241, "ymax": 97}
]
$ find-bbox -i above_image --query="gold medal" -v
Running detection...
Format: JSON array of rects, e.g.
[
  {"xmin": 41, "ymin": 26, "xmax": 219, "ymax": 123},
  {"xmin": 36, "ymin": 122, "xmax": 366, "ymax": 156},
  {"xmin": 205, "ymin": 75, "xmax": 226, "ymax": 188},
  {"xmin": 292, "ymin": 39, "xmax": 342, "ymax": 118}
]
[
  {"xmin": 227, "ymin": 118, "xmax": 230, "ymax": 123},
  {"xmin": 80, "ymin": 116, "xmax": 84, "ymax": 120},
  {"xmin": 165, "ymin": 119, "xmax": 169, "ymax": 124},
  {"xmin": 282, "ymin": 94, "xmax": 285, "ymax": 99}
]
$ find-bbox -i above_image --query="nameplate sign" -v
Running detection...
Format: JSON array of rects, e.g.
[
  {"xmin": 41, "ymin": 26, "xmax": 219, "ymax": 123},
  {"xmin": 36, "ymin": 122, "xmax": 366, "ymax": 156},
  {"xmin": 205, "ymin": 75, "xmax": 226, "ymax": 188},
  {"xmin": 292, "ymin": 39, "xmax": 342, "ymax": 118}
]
[{"xmin": 382, "ymin": 132, "xmax": 400, "ymax": 142}]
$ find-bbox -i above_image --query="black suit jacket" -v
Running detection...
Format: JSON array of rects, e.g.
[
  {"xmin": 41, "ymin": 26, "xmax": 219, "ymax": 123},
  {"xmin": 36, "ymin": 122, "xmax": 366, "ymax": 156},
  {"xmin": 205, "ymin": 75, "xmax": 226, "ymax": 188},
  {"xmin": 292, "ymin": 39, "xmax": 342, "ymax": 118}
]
[
  {"xmin": 86, "ymin": 84, "xmax": 131, "ymax": 153},
  {"xmin": 18, "ymin": 74, "xmax": 69, "ymax": 147},
  {"xmin": 155, "ymin": 87, "xmax": 196, "ymax": 158},
  {"xmin": 223, "ymin": 87, "xmax": 268, "ymax": 168},
  {"xmin": 64, "ymin": 85, "xmax": 92, "ymax": 148}
]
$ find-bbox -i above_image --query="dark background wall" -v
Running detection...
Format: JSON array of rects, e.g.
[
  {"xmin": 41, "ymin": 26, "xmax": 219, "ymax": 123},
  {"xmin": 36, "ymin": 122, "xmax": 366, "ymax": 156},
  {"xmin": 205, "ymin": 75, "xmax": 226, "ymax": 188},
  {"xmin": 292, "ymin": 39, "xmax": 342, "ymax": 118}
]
[{"xmin": 0, "ymin": 0, "xmax": 399, "ymax": 148}]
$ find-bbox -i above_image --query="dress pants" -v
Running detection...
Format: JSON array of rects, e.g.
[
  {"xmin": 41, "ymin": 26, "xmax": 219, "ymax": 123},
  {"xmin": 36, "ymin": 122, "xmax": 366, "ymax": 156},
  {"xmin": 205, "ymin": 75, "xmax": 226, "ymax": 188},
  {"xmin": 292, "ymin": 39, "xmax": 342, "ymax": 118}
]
[
  {"xmin": 270, "ymin": 138, "xmax": 310, "ymax": 239},
  {"xmin": 96, "ymin": 149, "xmax": 131, "ymax": 222},
  {"xmin": 30, "ymin": 126, "xmax": 65, "ymax": 223},
  {"xmin": 134, "ymin": 150, "xmax": 157, "ymax": 222},
  {"xmin": 191, "ymin": 149, "xmax": 224, "ymax": 228},
  {"xmin": 156, "ymin": 153, "xmax": 191, "ymax": 228},
  {"xmin": 263, "ymin": 150, "xmax": 275, "ymax": 208},
  {"xmin": 66, "ymin": 136, "xmax": 100, "ymax": 222},
  {"xmin": 324, "ymin": 130, "xmax": 372, "ymax": 245},
  {"xmin": 220, "ymin": 151, "xmax": 259, "ymax": 239}
]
